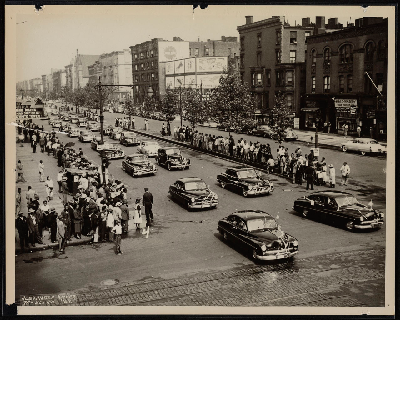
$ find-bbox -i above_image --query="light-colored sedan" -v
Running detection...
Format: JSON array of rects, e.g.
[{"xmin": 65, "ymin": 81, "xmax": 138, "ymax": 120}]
[
  {"xmin": 341, "ymin": 138, "xmax": 387, "ymax": 155},
  {"xmin": 138, "ymin": 141, "xmax": 161, "ymax": 157},
  {"xmin": 68, "ymin": 129, "xmax": 80, "ymax": 138},
  {"xmin": 79, "ymin": 131, "xmax": 96, "ymax": 143}
]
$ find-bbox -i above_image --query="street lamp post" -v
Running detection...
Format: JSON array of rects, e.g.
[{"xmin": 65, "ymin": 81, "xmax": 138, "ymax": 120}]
[{"xmin": 98, "ymin": 77, "xmax": 104, "ymax": 144}]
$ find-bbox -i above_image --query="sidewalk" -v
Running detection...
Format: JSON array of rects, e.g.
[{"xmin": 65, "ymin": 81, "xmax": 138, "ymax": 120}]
[{"xmin": 15, "ymin": 129, "xmax": 91, "ymax": 253}]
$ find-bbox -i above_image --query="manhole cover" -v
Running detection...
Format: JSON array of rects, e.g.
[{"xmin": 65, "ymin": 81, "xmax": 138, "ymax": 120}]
[{"xmin": 101, "ymin": 279, "xmax": 119, "ymax": 286}]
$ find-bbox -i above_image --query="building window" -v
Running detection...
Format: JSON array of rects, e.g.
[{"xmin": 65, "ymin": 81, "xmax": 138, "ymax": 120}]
[
  {"xmin": 276, "ymin": 71, "xmax": 282, "ymax": 86},
  {"xmin": 194, "ymin": 48, "xmax": 199, "ymax": 57},
  {"xmin": 290, "ymin": 31, "xmax": 297, "ymax": 44},
  {"xmin": 150, "ymin": 50, "xmax": 154, "ymax": 57},
  {"xmin": 257, "ymin": 32, "xmax": 262, "ymax": 47},
  {"xmin": 134, "ymin": 53, "xmax": 138, "ymax": 60},
  {"xmin": 311, "ymin": 49, "xmax": 316, "ymax": 65},
  {"xmin": 324, "ymin": 47, "xmax": 331, "ymax": 62},
  {"xmin": 347, "ymin": 74, "xmax": 353, "ymax": 92},
  {"xmin": 365, "ymin": 41, "xmax": 374, "ymax": 62},
  {"xmin": 275, "ymin": 49, "xmax": 281, "ymax": 64},
  {"xmin": 364, "ymin": 74, "xmax": 373, "ymax": 93},
  {"xmin": 240, "ymin": 54, "xmax": 244, "ymax": 69},
  {"xmin": 189, "ymin": 48, "xmax": 193, "ymax": 57},
  {"xmin": 311, "ymin": 76, "xmax": 316, "ymax": 92},
  {"xmin": 135, "ymin": 75, "xmax": 138, "ymax": 82},
  {"xmin": 376, "ymin": 73, "xmax": 384, "ymax": 92},
  {"xmin": 305, "ymin": 31, "xmax": 311, "ymax": 37},
  {"xmin": 256, "ymin": 72, "xmax": 262, "ymax": 86},
  {"xmin": 204, "ymin": 47, "xmax": 209, "ymax": 56},
  {"xmin": 141, "ymin": 74, "xmax": 145, "ymax": 81},
  {"xmin": 286, "ymin": 94, "xmax": 293, "ymax": 109},
  {"xmin": 290, "ymin": 50, "xmax": 296, "ymax": 63},
  {"xmin": 266, "ymin": 70, "xmax": 271, "ymax": 86},
  {"xmin": 257, "ymin": 52, "xmax": 262, "ymax": 66},
  {"xmin": 339, "ymin": 75, "xmax": 345, "ymax": 93},
  {"xmin": 286, "ymin": 70, "xmax": 294, "ymax": 85},
  {"xmin": 339, "ymin": 44, "xmax": 353, "ymax": 63},
  {"xmin": 140, "ymin": 52, "xmax": 144, "ymax": 59},
  {"xmin": 134, "ymin": 64, "xmax": 138, "ymax": 71},
  {"xmin": 140, "ymin": 63, "xmax": 144, "ymax": 70},
  {"xmin": 323, "ymin": 76, "xmax": 330, "ymax": 93},
  {"xmin": 276, "ymin": 29, "xmax": 281, "ymax": 45}
]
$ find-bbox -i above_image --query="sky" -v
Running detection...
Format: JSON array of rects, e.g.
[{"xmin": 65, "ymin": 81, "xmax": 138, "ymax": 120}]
[{"xmin": 11, "ymin": 4, "xmax": 392, "ymax": 82}]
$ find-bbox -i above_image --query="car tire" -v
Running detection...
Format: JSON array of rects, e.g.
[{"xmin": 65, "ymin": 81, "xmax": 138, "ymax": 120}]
[
  {"xmin": 302, "ymin": 209, "xmax": 309, "ymax": 218},
  {"xmin": 252, "ymin": 249, "xmax": 258, "ymax": 260},
  {"xmin": 167, "ymin": 162, "xmax": 172, "ymax": 171},
  {"xmin": 342, "ymin": 145, "xmax": 347, "ymax": 152},
  {"xmin": 242, "ymin": 189, "xmax": 248, "ymax": 197},
  {"xmin": 345, "ymin": 221, "xmax": 354, "ymax": 231},
  {"xmin": 223, "ymin": 231, "xmax": 228, "ymax": 241},
  {"xmin": 221, "ymin": 181, "xmax": 226, "ymax": 189}
]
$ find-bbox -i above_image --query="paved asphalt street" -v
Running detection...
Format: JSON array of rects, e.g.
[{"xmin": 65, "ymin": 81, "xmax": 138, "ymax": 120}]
[{"xmin": 14, "ymin": 107, "xmax": 387, "ymax": 307}]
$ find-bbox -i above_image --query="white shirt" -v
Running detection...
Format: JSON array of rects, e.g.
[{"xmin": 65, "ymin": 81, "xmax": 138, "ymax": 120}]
[
  {"xmin": 340, "ymin": 165, "xmax": 350, "ymax": 176},
  {"xmin": 112, "ymin": 224, "xmax": 122, "ymax": 235}
]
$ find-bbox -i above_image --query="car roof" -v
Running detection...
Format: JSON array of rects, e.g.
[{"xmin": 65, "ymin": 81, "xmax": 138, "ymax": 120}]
[
  {"xmin": 309, "ymin": 190, "xmax": 353, "ymax": 198},
  {"xmin": 230, "ymin": 210, "xmax": 274, "ymax": 221},
  {"xmin": 178, "ymin": 177, "xmax": 204, "ymax": 184},
  {"xmin": 227, "ymin": 166, "xmax": 254, "ymax": 172},
  {"xmin": 163, "ymin": 146, "xmax": 179, "ymax": 150}
]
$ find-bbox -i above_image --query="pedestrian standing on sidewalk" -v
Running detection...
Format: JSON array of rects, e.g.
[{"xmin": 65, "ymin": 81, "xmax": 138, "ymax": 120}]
[
  {"xmin": 57, "ymin": 170, "xmax": 63, "ymax": 192},
  {"xmin": 133, "ymin": 198, "xmax": 143, "ymax": 230},
  {"xmin": 73, "ymin": 204, "xmax": 82, "ymax": 239},
  {"xmin": 45, "ymin": 176, "xmax": 54, "ymax": 201},
  {"xmin": 120, "ymin": 201, "xmax": 129, "ymax": 235},
  {"xmin": 26, "ymin": 186, "xmax": 36, "ymax": 208},
  {"xmin": 38, "ymin": 160, "xmax": 45, "ymax": 182},
  {"xmin": 57, "ymin": 215, "xmax": 66, "ymax": 253},
  {"xmin": 328, "ymin": 164, "xmax": 336, "ymax": 188},
  {"xmin": 305, "ymin": 164, "xmax": 315, "ymax": 190},
  {"xmin": 16, "ymin": 188, "xmax": 22, "ymax": 216},
  {"xmin": 143, "ymin": 188, "xmax": 153, "ymax": 226},
  {"xmin": 106, "ymin": 207, "xmax": 115, "ymax": 241},
  {"xmin": 357, "ymin": 125, "xmax": 361, "ymax": 137},
  {"xmin": 112, "ymin": 220, "xmax": 123, "ymax": 255},
  {"xmin": 61, "ymin": 178, "xmax": 69, "ymax": 205},
  {"xmin": 27, "ymin": 208, "xmax": 41, "ymax": 246},
  {"xmin": 16, "ymin": 213, "xmax": 29, "ymax": 252},
  {"xmin": 343, "ymin": 123, "xmax": 348, "ymax": 136},
  {"xmin": 340, "ymin": 162, "xmax": 350, "ymax": 186},
  {"xmin": 39, "ymin": 135, "xmax": 45, "ymax": 152},
  {"xmin": 16, "ymin": 160, "xmax": 26, "ymax": 183}
]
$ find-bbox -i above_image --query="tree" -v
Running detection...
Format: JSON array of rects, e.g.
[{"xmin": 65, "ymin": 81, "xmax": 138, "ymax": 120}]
[
  {"xmin": 124, "ymin": 99, "xmax": 136, "ymax": 117},
  {"xmin": 82, "ymin": 83, "xmax": 116, "ymax": 113},
  {"xmin": 142, "ymin": 96, "xmax": 158, "ymax": 116},
  {"xmin": 208, "ymin": 70, "xmax": 255, "ymax": 133},
  {"xmin": 70, "ymin": 87, "xmax": 86, "ymax": 113},
  {"xmin": 161, "ymin": 88, "xmax": 178, "ymax": 121},
  {"xmin": 269, "ymin": 91, "xmax": 293, "ymax": 140},
  {"xmin": 183, "ymin": 88, "xmax": 209, "ymax": 128}
]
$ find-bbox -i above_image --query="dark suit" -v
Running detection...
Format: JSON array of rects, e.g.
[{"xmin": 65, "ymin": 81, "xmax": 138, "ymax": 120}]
[{"xmin": 143, "ymin": 191, "xmax": 154, "ymax": 225}]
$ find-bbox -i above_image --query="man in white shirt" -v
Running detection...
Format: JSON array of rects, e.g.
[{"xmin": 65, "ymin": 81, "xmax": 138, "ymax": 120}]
[{"xmin": 340, "ymin": 162, "xmax": 350, "ymax": 185}]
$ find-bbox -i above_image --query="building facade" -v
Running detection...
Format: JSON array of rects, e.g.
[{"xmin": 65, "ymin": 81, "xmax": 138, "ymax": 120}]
[
  {"xmin": 129, "ymin": 38, "xmax": 190, "ymax": 105},
  {"xmin": 237, "ymin": 15, "xmax": 314, "ymax": 124},
  {"xmin": 304, "ymin": 18, "xmax": 388, "ymax": 138}
]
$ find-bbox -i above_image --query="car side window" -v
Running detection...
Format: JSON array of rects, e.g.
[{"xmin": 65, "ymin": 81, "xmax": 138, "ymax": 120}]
[
  {"xmin": 327, "ymin": 198, "xmax": 337, "ymax": 209},
  {"xmin": 227, "ymin": 215, "xmax": 237, "ymax": 225},
  {"xmin": 237, "ymin": 219, "xmax": 247, "ymax": 231}
]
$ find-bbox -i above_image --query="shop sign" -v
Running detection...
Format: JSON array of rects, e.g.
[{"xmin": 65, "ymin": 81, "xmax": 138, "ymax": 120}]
[
  {"xmin": 310, "ymin": 148, "xmax": 320, "ymax": 156},
  {"xmin": 334, "ymin": 98, "xmax": 357, "ymax": 108}
]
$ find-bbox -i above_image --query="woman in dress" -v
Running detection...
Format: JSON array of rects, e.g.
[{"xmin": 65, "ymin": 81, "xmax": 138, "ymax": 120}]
[
  {"xmin": 45, "ymin": 176, "xmax": 54, "ymax": 201},
  {"xmin": 133, "ymin": 198, "xmax": 143, "ymax": 230}
]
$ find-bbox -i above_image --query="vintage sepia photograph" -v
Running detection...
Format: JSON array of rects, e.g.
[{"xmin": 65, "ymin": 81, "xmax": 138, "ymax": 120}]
[{"xmin": 5, "ymin": 4, "xmax": 395, "ymax": 315}]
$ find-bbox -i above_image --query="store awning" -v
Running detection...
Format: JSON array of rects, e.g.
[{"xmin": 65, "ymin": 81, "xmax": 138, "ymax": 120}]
[{"xmin": 301, "ymin": 108, "xmax": 319, "ymax": 112}]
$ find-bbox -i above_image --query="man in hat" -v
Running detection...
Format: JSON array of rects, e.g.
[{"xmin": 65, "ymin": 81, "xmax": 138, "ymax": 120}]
[
  {"xmin": 120, "ymin": 201, "xmax": 129, "ymax": 235},
  {"xmin": 48, "ymin": 207, "xmax": 58, "ymax": 243},
  {"xmin": 61, "ymin": 177, "xmax": 69, "ymax": 205},
  {"xmin": 340, "ymin": 162, "xmax": 350, "ymax": 186},
  {"xmin": 143, "ymin": 188, "xmax": 154, "ymax": 226},
  {"xmin": 57, "ymin": 215, "xmax": 66, "ymax": 253},
  {"xmin": 16, "ymin": 212, "xmax": 29, "ymax": 252},
  {"xmin": 27, "ymin": 208, "xmax": 42, "ymax": 246}
]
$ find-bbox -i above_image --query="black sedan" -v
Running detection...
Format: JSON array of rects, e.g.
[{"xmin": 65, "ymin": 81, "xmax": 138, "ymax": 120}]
[
  {"xmin": 217, "ymin": 166, "xmax": 273, "ymax": 197},
  {"xmin": 293, "ymin": 191, "xmax": 384, "ymax": 231},
  {"xmin": 218, "ymin": 210, "xmax": 299, "ymax": 261},
  {"xmin": 169, "ymin": 177, "xmax": 218, "ymax": 210}
]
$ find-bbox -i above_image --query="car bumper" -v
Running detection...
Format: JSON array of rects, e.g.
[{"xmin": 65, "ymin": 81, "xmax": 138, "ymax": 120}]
[
  {"xmin": 132, "ymin": 168, "xmax": 157, "ymax": 176},
  {"xmin": 188, "ymin": 200, "xmax": 218, "ymax": 209},
  {"xmin": 246, "ymin": 186, "xmax": 274, "ymax": 196},
  {"xmin": 256, "ymin": 249, "xmax": 298, "ymax": 260},
  {"xmin": 354, "ymin": 220, "xmax": 384, "ymax": 229}
]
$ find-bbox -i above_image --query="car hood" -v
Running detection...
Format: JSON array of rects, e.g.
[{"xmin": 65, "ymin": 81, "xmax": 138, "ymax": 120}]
[
  {"xmin": 168, "ymin": 154, "xmax": 183, "ymax": 160},
  {"xmin": 131, "ymin": 160, "xmax": 151, "ymax": 167},
  {"xmin": 185, "ymin": 189, "xmax": 211, "ymax": 197},
  {"xmin": 340, "ymin": 204, "xmax": 378, "ymax": 218},
  {"xmin": 241, "ymin": 177, "xmax": 270, "ymax": 185},
  {"xmin": 250, "ymin": 228, "xmax": 286, "ymax": 241}
]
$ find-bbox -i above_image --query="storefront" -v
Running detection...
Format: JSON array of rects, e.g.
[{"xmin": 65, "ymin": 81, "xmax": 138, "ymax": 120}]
[{"xmin": 334, "ymin": 98, "xmax": 358, "ymax": 135}]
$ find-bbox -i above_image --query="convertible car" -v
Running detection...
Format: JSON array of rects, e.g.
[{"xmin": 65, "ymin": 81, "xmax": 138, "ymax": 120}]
[
  {"xmin": 218, "ymin": 210, "xmax": 299, "ymax": 261},
  {"xmin": 138, "ymin": 140, "xmax": 161, "ymax": 157},
  {"xmin": 293, "ymin": 190, "xmax": 384, "ymax": 231},
  {"xmin": 157, "ymin": 147, "xmax": 190, "ymax": 170},
  {"xmin": 217, "ymin": 166, "xmax": 273, "ymax": 197},
  {"xmin": 341, "ymin": 138, "xmax": 387, "ymax": 155},
  {"xmin": 122, "ymin": 154, "xmax": 157, "ymax": 177},
  {"xmin": 169, "ymin": 177, "xmax": 218, "ymax": 210}
]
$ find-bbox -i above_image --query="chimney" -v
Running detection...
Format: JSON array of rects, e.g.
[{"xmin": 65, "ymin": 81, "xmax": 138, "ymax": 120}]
[
  {"xmin": 245, "ymin": 16, "xmax": 253, "ymax": 25},
  {"xmin": 315, "ymin": 16, "xmax": 325, "ymax": 28},
  {"xmin": 302, "ymin": 17, "xmax": 310, "ymax": 26}
]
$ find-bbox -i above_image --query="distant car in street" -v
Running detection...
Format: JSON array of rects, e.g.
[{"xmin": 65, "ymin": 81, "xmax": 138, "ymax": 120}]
[
  {"xmin": 109, "ymin": 127, "xmax": 123, "ymax": 141},
  {"xmin": 217, "ymin": 166, "xmax": 273, "ymax": 197},
  {"xmin": 293, "ymin": 190, "xmax": 384, "ymax": 231},
  {"xmin": 78, "ymin": 119, "xmax": 87, "ymax": 128},
  {"xmin": 71, "ymin": 117, "xmax": 79, "ymax": 124},
  {"xmin": 79, "ymin": 131, "xmax": 95, "ymax": 143},
  {"xmin": 120, "ymin": 131, "xmax": 140, "ymax": 146},
  {"xmin": 86, "ymin": 121, "xmax": 98, "ymax": 130},
  {"xmin": 51, "ymin": 120, "xmax": 62, "ymax": 129},
  {"xmin": 157, "ymin": 147, "xmax": 190, "ymax": 170},
  {"xmin": 341, "ymin": 138, "xmax": 387, "ymax": 156},
  {"xmin": 68, "ymin": 129, "xmax": 80, "ymax": 138},
  {"xmin": 138, "ymin": 140, "xmax": 161, "ymax": 157},
  {"xmin": 169, "ymin": 177, "xmax": 218, "ymax": 210},
  {"xmin": 283, "ymin": 128, "xmax": 298, "ymax": 141},
  {"xmin": 251, "ymin": 125, "xmax": 276, "ymax": 138},
  {"xmin": 122, "ymin": 154, "xmax": 157, "ymax": 177},
  {"xmin": 218, "ymin": 210, "xmax": 299, "ymax": 261}
]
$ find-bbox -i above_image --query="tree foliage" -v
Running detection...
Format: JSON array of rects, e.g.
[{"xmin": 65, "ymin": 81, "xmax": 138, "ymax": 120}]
[
  {"xmin": 269, "ymin": 91, "xmax": 293, "ymax": 138},
  {"xmin": 161, "ymin": 89, "xmax": 178, "ymax": 121},
  {"xmin": 182, "ymin": 88, "xmax": 208, "ymax": 128},
  {"xmin": 208, "ymin": 70, "xmax": 255, "ymax": 132}
]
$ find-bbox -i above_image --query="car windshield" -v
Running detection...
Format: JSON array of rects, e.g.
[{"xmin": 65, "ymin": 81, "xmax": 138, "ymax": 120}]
[
  {"xmin": 129, "ymin": 155, "xmax": 146, "ymax": 162},
  {"xmin": 369, "ymin": 140, "xmax": 379, "ymax": 144},
  {"xmin": 335, "ymin": 195, "xmax": 359, "ymax": 208},
  {"xmin": 185, "ymin": 181, "xmax": 207, "ymax": 191},
  {"xmin": 144, "ymin": 142, "xmax": 158, "ymax": 147},
  {"xmin": 247, "ymin": 217, "xmax": 278, "ymax": 232},
  {"xmin": 165, "ymin": 148, "xmax": 181, "ymax": 156},
  {"xmin": 237, "ymin": 169, "xmax": 257, "ymax": 179}
]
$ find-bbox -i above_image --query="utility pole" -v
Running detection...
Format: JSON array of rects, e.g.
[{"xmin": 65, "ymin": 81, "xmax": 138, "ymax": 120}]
[
  {"xmin": 179, "ymin": 86, "xmax": 183, "ymax": 127},
  {"xmin": 98, "ymin": 77, "xmax": 104, "ymax": 144}
]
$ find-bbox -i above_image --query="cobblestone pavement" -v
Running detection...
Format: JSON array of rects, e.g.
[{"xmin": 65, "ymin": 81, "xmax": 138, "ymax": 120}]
[{"xmin": 20, "ymin": 247, "xmax": 384, "ymax": 307}]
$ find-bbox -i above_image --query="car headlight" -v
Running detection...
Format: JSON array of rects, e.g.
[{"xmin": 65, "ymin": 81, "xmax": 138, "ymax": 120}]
[
  {"xmin": 359, "ymin": 216, "xmax": 364, "ymax": 222},
  {"xmin": 380, "ymin": 212, "xmax": 385, "ymax": 218},
  {"xmin": 293, "ymin": 240, "xmax": 299, "ymax": 247},
  {"xmin": 190, "ymin": 198, "xmax": 195, "ymax": 203},
  {"xmin": 260, "ymin": 244, "xmax": 267, "ymax": 252}
]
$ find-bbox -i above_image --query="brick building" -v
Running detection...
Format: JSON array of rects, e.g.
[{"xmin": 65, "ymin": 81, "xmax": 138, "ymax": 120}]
[
  {"xmin": 129, "ymin": 38, "xmax": 189, "ymax": 105},
  {"xmin": 303, "ymin": 17, "xmax": 388, "ymax": 138},
  {"xmin": 237, "ymin": 15, "xmax": 314, "ymax": 124}
]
